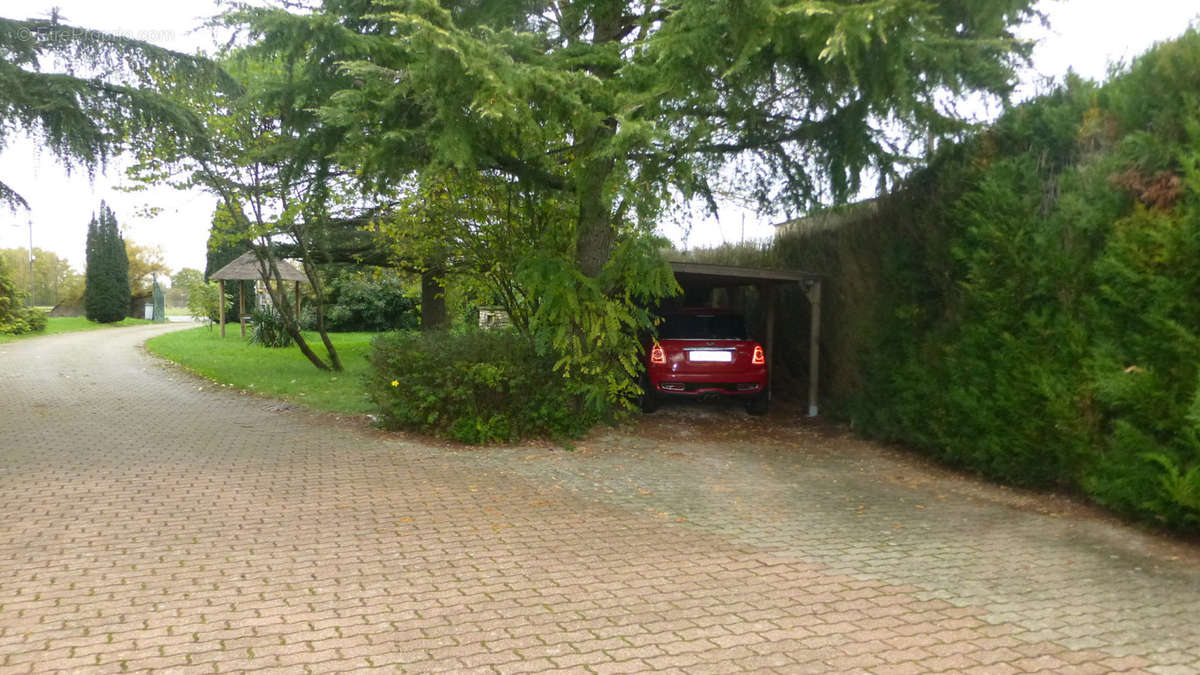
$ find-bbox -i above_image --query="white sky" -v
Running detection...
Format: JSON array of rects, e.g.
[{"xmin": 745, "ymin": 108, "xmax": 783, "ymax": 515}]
[{"xmin": 0, "ymin": 0, "xmax": 1197, "ymax": 273}]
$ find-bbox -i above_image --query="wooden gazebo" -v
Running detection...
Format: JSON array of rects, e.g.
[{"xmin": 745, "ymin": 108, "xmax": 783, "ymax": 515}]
[{"xmin": 209, "ymin": 252, "xmax": 307, "ymax": 338}]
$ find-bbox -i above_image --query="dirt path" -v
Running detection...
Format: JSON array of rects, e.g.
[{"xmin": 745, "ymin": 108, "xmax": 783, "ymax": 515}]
[{"xmin": 0, "ymin": 326, "xmax": 1197, "ymax": 673}]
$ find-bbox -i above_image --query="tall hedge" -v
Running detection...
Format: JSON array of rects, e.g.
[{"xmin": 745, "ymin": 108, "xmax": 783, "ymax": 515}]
[
  {"xmin": 692, "ymin": 30, "xmax": 1200, "ymax": 531},
  {"xmin": 84, "ymin": 202, "xmax": 131, "ymax": 323}
]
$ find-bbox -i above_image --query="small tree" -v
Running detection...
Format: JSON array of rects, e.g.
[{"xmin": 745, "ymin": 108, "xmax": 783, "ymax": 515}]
[
  {"xmin": 167, "ymin": 267, "xmax": 204, "ymax": 306},
  {"xmin": 83, "ymin": 202, "xmax": 130, "ymax": 323},
  {"xmin": 187, "ymin": 280, "xmax": 221, "ymax": 328}
]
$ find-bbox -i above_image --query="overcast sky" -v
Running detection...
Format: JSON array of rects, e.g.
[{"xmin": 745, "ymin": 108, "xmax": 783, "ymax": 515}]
[{"xmin": 1, "ymin": 0, "xmax": 1198, "ymax": 274}]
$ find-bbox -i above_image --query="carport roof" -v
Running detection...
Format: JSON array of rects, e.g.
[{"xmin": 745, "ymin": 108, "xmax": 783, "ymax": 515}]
[{"xmin": 668, "ymin": 261, "xmax": 821, "ymax": 288}]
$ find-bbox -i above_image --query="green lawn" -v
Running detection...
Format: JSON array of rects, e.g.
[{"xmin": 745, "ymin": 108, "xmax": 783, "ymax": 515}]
[
  {"xmin": 146, "ymin": 326, "xmax": 377, "ymax": 415},
  {"xmin": 0, "ymin": 316, "xmax": 157, "ymax": 344}
]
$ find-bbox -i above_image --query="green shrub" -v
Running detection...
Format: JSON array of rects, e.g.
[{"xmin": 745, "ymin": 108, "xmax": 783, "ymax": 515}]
[
  {"xmin": 0, "ymin": 256, "xmax": 46, "ymax": 335},
  {"xmin": 367, "ymin": 330, "xmax": 599, "ymax": 444},
  {"xmin": 187, "ymin": 281, "xmax": 221, "ymax": 324},
  {"xmin": 0, "ymin": 307, "xmax": 47, "ymax": 335},
  {"xmin": 246, "ymin": 306, "xmax": 294, "ymax": 348},
  {"xmin": 304, "ymin": 269, "xmax": 419, "ymax": 333}
]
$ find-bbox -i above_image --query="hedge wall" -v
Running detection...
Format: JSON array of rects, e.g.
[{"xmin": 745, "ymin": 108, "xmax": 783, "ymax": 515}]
[{"xmin": 692, "ymin": 30, "xmax": 1200, "ymax": 531}]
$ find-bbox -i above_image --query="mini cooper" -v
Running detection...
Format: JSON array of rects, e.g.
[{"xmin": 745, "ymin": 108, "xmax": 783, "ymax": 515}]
[{"xmin": 641, "ymin": 308, "xmax": 768, "ymax": 415}]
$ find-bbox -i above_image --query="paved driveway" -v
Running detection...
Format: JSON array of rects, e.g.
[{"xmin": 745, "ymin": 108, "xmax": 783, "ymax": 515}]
[{"xmin": 0, "ymin": 325, "xmax": 1197, "ymax": 674}]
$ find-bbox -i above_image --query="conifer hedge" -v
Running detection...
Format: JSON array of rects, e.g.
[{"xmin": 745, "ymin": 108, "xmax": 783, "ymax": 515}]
[{"xmin": 695, "ymin": 29, "xmax": 1200, "ymax": 531}]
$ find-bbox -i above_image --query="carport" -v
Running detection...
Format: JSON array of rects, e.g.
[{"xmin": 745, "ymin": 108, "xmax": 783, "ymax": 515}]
[{"xmin": 668, "ymin": 261, "xmax": 824, "ymax": 416}]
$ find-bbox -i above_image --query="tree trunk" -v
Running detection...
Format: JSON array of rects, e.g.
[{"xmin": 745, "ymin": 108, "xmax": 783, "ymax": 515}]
[
  {"xmin": 254, "ymin": 246, "xmax": 339, "ymax": 372},
  {"xmin": 421, "ymin": 269, "xmax": 448, "ymax": 331},
  {"xmin": 575, "ymin": 155, "xmax": 618, "ymax": 278},
  {"xmin": 573, "ymin": 3, "xmax": 623, "ymax": 279}
]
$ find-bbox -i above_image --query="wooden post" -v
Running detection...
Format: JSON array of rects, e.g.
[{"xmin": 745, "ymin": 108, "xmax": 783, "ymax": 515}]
[
  {"xmin": 218, "ymin": 279, "xmax": 226, "ymax": 337},
  {"xmin": 295, "ymin": 280, "xmax": 301, "ymax": 319},
  {"xmin": 806, "ymin": 279, "xmax": 822, "ymax": 417},
  {"xmin": 239, "ymin": 282, "xmax": 246, "ymax": 338},
  {"xmin": 763, "ymin": 283, "xmax": 776, "ymax": 401}
]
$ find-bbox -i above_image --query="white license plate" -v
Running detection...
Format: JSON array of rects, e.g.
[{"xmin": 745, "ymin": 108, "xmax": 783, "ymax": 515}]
[{"xmin": 688, "ymin": 350, "xmax": 732, "ymax": 362}]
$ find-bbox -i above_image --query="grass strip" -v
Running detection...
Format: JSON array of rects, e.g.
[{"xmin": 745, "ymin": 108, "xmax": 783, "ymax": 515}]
[
  {"xmin": 146, "ymin": 326, "xmax": 377, "ymax": 415},
  {"xmin": 0, "ymin": 316, "xmax": 157, "ymax": 344}
]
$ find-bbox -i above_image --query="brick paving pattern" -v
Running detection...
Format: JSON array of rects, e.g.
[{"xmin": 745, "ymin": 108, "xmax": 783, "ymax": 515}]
[{"xmin": 0, "ymin": 324, "xmax": 1198, "ymax": 673}]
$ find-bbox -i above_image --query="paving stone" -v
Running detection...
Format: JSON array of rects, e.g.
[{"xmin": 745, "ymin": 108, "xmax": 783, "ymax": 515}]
[{"xmin": 0, "ymin": 325, "xmax": 1197, "ymax": 673}]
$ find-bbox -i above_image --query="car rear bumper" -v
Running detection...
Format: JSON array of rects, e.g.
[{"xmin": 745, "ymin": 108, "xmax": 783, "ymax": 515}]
[{"xmin": 649, "ymin": 371, "xmax": 766, "ymax": 397}]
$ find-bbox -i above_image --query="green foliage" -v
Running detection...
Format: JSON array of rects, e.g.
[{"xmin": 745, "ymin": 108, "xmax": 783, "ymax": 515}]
[
  {"xmin": 224, "ymin": 0, "xmax": 1037, "ymax": 425},
  {"xmin": 0, "ymin": 13, "xmax": 229, "ymax": 210},
  {"xmin": 521, "ymin": 233, "xmax": 680, "ymax": 416},
  {"xmin": 246, "ymin": 306, "xmax": 295, "ymax": 348},
  {"xmin": 166, "ymin": 268, "xmax": 204, "ymax": 306},
  {"xmin": 367, "ymin": 330, "xmax": 600, "ymax": 444},
  {"xmin": 305, "ymin": 269, "xmax": 418, "ymax": 333},
  {"xmin": 0, "ymin": 247, "xmax": 78, "ymax": 307},
  {"xmin": 692, "ymin": 29, "xmax": 1200, "ymax": 531},
  {"xmin": 83, "ymin": 202, "xmax": 131, "ymax": 324},
  {"xmin": 0, "ymin": 255, "xmax": 46, "ymax": 335},
  {"xmin": 186, "ymin": 281, "xmax": 221, "ymax": 324}
]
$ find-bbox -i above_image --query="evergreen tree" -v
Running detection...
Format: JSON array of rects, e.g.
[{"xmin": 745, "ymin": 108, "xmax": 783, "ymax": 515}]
[
  {"xmin": 1, "ymin": 12, "xmax": 230, "ymax": 210},
  {"xmin": 83, "ymin": 202, "xmax": 130, "ymax": 323}
]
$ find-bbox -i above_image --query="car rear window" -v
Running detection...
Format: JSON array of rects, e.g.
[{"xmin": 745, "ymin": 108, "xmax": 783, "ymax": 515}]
[{"xmin": 659, "ymin": 313, "xmax": 749, "ymax": 340}]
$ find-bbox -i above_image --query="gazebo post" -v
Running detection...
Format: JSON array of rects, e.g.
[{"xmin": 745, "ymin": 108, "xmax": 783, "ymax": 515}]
[
  {"xmin": 295, "ymin": 281, "xmax": 301, "ymax": 319},
  {"xmin": 239, "ymin": 283, "xmax": 246, "ymax": 338},
  {"xmin": 218, "ymin": 279, "xmax": 226, "ymax": 338}
]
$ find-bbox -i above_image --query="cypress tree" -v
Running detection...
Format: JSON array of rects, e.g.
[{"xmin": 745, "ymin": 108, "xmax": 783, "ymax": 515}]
[{"xmin": 84, "ymin": 202, "xmax": 131, "ymax": 323}]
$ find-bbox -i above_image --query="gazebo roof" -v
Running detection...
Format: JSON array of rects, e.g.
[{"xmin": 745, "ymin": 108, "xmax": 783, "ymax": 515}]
[{"xmin": 209, "ymin": 252, "xmax": 308, "ymax": 282}]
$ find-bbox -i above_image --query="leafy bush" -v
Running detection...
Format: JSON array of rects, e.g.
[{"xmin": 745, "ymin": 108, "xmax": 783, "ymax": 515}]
[
  {"xmin": 0, "ymin": 256, "xmax": 46, "ymax": 335},
  {"xmin": 304, "ymin": 269, "xmax": 419, "ymax": 332},
  {"xmin": 246, "ymin": 306, "xmax": 294, "ymax": 348},
  {"xmin": 367, "ymin": 330, "xmax": 600, "ymax": 443},
  {"xmin": 187, "ymin": 281, "xmax": 220, "ymax": 324},
  {"xmin": 0, "ymin": 306, "xmax": 47, "ymax": 335}
]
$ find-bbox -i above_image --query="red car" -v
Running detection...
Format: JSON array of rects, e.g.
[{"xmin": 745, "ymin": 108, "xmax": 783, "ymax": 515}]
[{"xmin": 641, "ymin": 308, "xmax": 769, "ymax": 415}]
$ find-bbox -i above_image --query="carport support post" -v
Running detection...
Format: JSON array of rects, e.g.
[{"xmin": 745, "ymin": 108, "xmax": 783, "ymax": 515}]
[
  {"xmin": 806, "ymin": 279, "xmax": 822, "ymax": 417},
  {"xmin": 218, "ymin": 279, "xmax": 226, "ymax": 338},
  {"xmin": 764, "ymin": 283, "xmax": 776, "ymax": 401}
]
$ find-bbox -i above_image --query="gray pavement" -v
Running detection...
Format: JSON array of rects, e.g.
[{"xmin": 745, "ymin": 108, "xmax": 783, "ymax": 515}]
[{"xmin": 0, "ymin": 324, "xmax": 1198, "ymax": 673}]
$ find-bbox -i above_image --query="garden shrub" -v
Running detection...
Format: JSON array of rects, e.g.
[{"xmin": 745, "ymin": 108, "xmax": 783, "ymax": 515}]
[
  {"xmin": 367, "ymin": 330, "xmax": 600, "ymax": 444},
  {"xmin": 0, "ymin": 256, "xmax": 47, "ymax": 335},
  {"xmin": 304, "ymin": 269, "xmax": 419, "ymax": 333},
  {"xmin": 246, "ymin": 306, "xmax": 294, "ymax": 348}
]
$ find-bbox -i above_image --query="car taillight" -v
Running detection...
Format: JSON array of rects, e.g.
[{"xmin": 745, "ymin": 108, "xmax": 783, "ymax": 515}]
[
  {"xmin": 752, "ymin": 345, "xmax": 765, "ymax": 365},
  {"xmin": 650, "ymin": 343, "xmax": 666, "ymax": 364}
]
